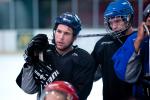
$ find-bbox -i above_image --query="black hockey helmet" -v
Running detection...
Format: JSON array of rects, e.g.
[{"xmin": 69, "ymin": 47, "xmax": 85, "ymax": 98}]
[
  {"xmin": 53, "ymin": 12, "xmax": 81, "ymax": 36},
  {"xmin": 144, "ymin": 4, "xmax": 150, "ymax": 21}
]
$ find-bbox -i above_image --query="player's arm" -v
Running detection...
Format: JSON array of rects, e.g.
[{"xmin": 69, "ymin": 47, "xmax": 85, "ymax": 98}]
[
  {"xmin": 134, "ymin": 22, "xmax": 148, "ymax": 53},
  {"xmin": 16, "ymin": 34, "xmax": 49, "ymax": 93},
  {"xmin": 91, "ymin": 38, "xmax": 106, "ymax": 81},
  {"xmin": 113, "ymin": 32, "xmax": 142, "ymax": 83},
  {"xmin": 124, "ymin": 52, "xmax": 142, "ymax": 83},
  {"xmin": 124, "ymin": 22, "xmax": 149, "ymax": 83},
  {"xmin": 16, "ymin": 63, "xmax": 38, "ymax": 94}
]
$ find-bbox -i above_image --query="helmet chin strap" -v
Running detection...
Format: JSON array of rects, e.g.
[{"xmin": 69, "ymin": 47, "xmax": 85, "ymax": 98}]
[
  {"xmin": 111, "ymin": 26, "xmax": 130, "ymax": 44},
  {"xmin": 111, "ymin": 29, "xmax": 126, "ymax": 39}
]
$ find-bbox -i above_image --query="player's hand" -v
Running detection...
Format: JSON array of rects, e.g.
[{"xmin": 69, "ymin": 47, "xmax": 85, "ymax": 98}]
[
  {"xmin": 24, "ymin": 34, "xmax": 49, "ymax": 64},
  {"xmin": 29, "ymin": 34, "xmax": 49, "ymax": 52},
  {"xmin": 137, "ymin": 22, "xmax": 148, "ymax": 42},
  {"xmin": 134, "ymin": 22, "xmax": 149, "ymax": 53},
  {"xmin": 137, "ymin": 23, "xmax": 144, "ymax": 41}
]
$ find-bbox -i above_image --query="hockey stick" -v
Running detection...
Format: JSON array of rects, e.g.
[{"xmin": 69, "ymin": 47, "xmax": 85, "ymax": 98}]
[
  {"xmin": 78, "ymin": 33, "xmax": 107, "ymax": 38},
  {"xmin": 143, "ymin": 24, "xmax": 150, "ymax": 36}
]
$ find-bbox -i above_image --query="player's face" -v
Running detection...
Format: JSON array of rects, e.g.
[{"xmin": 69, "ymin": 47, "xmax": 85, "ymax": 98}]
[
  {"xmin": 145, "ymin": 14, "xmax": 150, "ymax": 31},
  {"xmin": 109, "ymin": 16, "xmax": 126, "ymax": 32},
  {"xmin": 55, "ymin": 24, "xmax": 75, "ymax": 52},
  {"xmin": 44, "ymin": 91, "xmax": 66, "ymax": 100}
]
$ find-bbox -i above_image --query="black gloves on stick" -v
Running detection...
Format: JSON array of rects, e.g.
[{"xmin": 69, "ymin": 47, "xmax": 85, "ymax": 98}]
[{"xmin": 24, "ymin": 34, "xmax": 49, "ymax": 64}]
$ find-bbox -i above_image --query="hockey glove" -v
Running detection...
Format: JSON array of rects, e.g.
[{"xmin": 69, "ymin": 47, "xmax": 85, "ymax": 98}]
[{"xmin": 24, "ymin": 34, "xmax": 49, "ymax": 64}]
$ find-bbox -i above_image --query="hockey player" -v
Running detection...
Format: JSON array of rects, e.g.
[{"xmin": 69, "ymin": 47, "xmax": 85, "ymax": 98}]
[
  {"xmin": 16, "ymin": 12, "xmax": 96, "ymax": 100},
  {"xmin": 92, "ymin": 0, "xmax": 136, "ymax": 100},
  {"xmin": 112, "ymin": 4, "xmax": 150, "ymax": 99},
  {"xmin": 40, "ymin": 81, "xmax": 78, "ymax": 100}
]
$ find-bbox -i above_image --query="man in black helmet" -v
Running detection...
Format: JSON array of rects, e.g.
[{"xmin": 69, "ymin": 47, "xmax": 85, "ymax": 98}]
[{"xmin": 16, "ymin": 12, "xmax": 96, "ymax": 100}]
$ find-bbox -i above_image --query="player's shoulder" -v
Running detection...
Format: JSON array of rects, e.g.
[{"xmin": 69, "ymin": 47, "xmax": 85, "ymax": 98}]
[
  {"xmin": 74, "ymin": 46, "xmax": 89, "ymax": 54},
  {"xmin": 72, "ymin": 46, "xmax": 95, "ymax": 65},
  {"xmin": 96, "ymin": 34, "xmax": 114, "ymax": 46},
  {"xmin": 73, "ymin": 46, "xmax": 92, "ymax": 58},
  {"xmin": 99, "ymin": 34, "xmax": 113, "ymax": 41},
  {"xmin": 46, "ymin": 44, "xmax": 55, "ymax": 51},
  {"xmin": 126, "ymin": 31, "xmax": 137, "ymax": 41}
]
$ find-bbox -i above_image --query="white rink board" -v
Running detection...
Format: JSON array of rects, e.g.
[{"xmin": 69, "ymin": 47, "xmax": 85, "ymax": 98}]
[{"xmin": 0, "ymin": 54, "xmax": 102, "ymax": 100}]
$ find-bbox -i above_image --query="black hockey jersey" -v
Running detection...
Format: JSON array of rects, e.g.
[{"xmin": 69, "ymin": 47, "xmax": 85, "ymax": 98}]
[
  {"xmin": 16, "ymin": 44, "xmax": 96, "ymax": 100},
  {"xmin": 92, "ymin": 35, "xmax": 133, "ymax": 100}
]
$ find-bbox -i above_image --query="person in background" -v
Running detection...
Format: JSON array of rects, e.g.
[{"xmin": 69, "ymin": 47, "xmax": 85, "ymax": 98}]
[
  {"xmin": 92, "ymin": 0, "xmax": 136, "ymax": 100},
  {"xmin": 40, "ymin": 81, "xmax": 78, "ymax": 100},
  {"xmin": 16, "ymin": 12, "xmax": 96, "ymax": 100},
  {"xmin": 112, "ymin": 4, "xmax": 150, "ymax": 100}
]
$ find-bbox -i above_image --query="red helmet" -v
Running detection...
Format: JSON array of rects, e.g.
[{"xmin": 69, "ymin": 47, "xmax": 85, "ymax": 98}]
[{"xmin": 40, "ymin": 81, "xmax": 78, "ymax": 100}]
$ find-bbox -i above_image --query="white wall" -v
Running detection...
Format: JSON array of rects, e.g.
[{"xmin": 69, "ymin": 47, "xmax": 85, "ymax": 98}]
[
  {"xmin": 0, "ymin": 30, "xmax": 17, "ymax": 52},
  {"xmin": 0, "ymin": 28, "xmax": 107, "ymax": 53}
]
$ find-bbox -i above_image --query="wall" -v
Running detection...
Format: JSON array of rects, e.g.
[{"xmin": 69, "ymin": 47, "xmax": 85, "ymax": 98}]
[{"xmin": 0, "ymin": 28, "xmax": 107, "ymax": 53}]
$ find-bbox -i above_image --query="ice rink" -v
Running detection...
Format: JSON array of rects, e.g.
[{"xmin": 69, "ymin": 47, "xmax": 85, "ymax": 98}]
[{"xmin": 0, "ymin": 54, "xmax": 103, "ymax": 100}]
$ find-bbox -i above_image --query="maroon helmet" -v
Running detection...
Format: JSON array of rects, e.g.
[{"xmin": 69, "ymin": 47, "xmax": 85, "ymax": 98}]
[{"xmin": 40, "ymin": 81, "xmax": 78, "ymax": 100}]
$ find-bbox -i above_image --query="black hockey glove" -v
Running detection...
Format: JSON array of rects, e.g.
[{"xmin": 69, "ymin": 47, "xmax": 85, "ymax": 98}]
[{"xmin": 24, "ymin": 34, "xmax": 49, "ymax": 64}]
